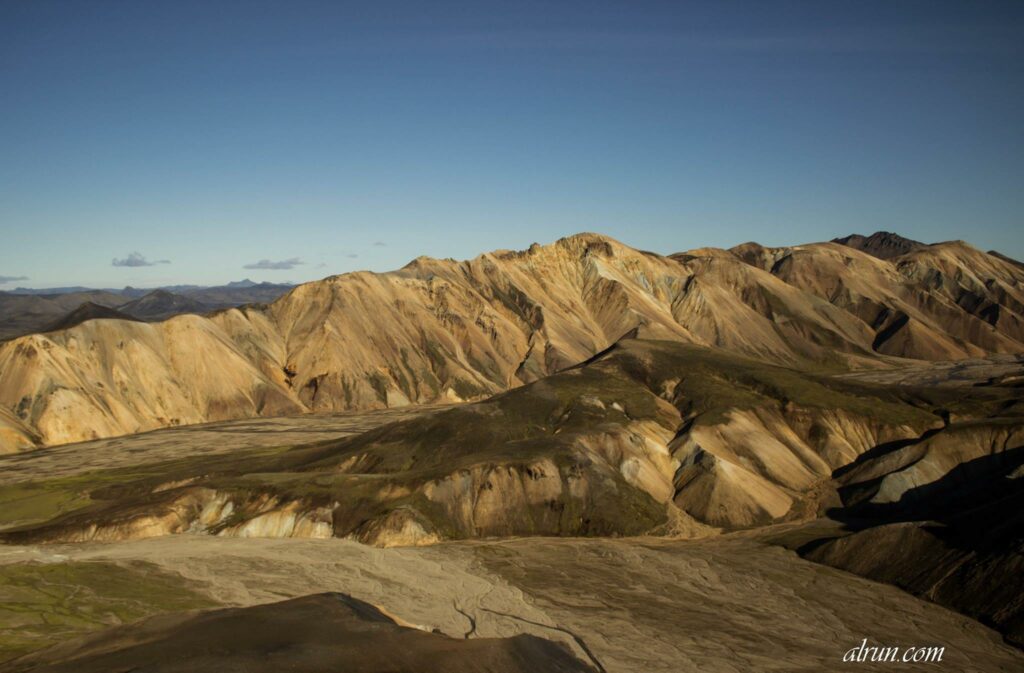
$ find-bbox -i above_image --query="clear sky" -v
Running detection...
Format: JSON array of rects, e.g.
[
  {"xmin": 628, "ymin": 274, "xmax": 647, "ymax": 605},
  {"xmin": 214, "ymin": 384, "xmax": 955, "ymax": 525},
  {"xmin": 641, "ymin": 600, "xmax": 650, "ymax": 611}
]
[{"xmin": 1, "ymin": 0, "xmax": 1022, "ymax": 289}]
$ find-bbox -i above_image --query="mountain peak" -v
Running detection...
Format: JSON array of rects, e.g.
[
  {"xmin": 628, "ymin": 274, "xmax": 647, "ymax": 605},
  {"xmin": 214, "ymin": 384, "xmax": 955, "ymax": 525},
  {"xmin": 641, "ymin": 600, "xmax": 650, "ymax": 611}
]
[
  {"xmin": 831, "ymin": 231, "xmax": 926, "ymax": 260},
  {"xmin": 556, "ymin": 231, "xmax": 620, "ymax": 246},
  {"xmin": 552, "ymin": 232, "xmax": 622, "ymax": 258}
]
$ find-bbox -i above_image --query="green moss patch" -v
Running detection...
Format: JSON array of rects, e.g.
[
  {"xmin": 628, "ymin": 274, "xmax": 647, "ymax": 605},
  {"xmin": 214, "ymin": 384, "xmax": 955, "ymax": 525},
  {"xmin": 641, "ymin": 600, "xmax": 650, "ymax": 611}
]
[{"xmin": 0, "ymin": 560, "xmax": 216, "ymax": 663}]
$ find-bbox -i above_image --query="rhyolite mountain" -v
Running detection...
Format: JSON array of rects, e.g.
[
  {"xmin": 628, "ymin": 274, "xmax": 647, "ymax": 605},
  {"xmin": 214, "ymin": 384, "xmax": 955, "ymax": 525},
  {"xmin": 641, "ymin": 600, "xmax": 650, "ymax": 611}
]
[{"xmin": 1, "ymin": 232, "xmax": 1023, "ymax": 452}]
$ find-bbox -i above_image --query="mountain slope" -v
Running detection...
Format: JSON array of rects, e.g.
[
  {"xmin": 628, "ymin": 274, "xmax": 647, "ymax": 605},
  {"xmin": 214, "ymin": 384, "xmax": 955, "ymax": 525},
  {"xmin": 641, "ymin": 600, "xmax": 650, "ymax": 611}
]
[
  {"xmin": 1, "ymin": 233, "xmax": 1023, "ymax": 452},
  {"xmin": 0, "ymin": 316, "xmax": 303, "ymax": 449},
  {"xmin": 989, "ymin": 250, "xmax": 1024, "ymax": 271}
]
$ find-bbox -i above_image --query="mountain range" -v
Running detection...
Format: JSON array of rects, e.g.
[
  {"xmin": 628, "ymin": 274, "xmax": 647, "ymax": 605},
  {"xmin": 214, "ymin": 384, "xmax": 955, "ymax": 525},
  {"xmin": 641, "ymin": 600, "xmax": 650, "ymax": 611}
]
[
  {"xmin": 1, "ymin": 232, "xmax": 1021, "ymax": 452},
  {"xmin": 0, "ymin": 280, "xmax": 294, "ymax": 341}
]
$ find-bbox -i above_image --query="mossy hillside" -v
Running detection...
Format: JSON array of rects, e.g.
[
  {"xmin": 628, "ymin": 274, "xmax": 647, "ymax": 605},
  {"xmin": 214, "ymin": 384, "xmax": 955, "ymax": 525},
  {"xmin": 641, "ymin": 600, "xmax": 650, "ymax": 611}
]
[
  {"xmin": 0, "ymin": 460, "xmax": 207, "ymax": 532},
  {"xmin": 0, "ymin": 443, "xmax": 310, "ymax": 536},
  {"xmin": 194, "ymin": 366, "xmax": 673, "ymax": 538},
  {"xmin": 294, "ymin": 364, "xmax": 673, "ymax": 476},
  {"xmin": 6, "ymin": 339, "xmax": 1011, "ymax": 544},
  {"xmin": 0, "ymin": 481, "xmax": 93, "ymax": 531},
  {"xmin": 604, "ymin": 340, "xmax": 943, "ymax": 428},
  {"xmin": 0, "ymin": 360, "xmax": 674, "ymax": 541},
  {"xmin": 0, "ymin": 561, "xmax": 216, "ymax": 663}
]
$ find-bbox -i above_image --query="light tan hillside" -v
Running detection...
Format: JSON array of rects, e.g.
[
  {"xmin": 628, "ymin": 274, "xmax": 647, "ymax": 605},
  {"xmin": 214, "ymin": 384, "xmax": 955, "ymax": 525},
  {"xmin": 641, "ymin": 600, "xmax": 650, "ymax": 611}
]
[
  {"xmin": 730, "ymin": 239, "xmax": 1024, "ymax": 359},
  {"xmin": 1, "ymin": 233, "xmax": 1022, "ymax": 451}
]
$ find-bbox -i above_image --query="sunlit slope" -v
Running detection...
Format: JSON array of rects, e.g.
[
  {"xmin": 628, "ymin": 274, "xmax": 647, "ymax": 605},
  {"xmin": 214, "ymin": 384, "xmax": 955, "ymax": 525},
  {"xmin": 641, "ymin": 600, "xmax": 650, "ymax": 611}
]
[{"xmin": 732, "ymin": 239, "xmax": 1024, "ymax": 359}]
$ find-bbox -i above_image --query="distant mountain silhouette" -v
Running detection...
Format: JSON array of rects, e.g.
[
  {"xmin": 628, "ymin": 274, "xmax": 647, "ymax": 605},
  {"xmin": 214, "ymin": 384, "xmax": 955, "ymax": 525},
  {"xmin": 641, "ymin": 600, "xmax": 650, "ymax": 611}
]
[
  {"xmin": 119, "ymin": 290, "xmax": 209, "ymax": 321},
  {"xmin": 1, "ymin": 282, "xmax": 295, "ymax": 341},
  {"xmin": 43, "ymin": 302, "xmax": 140, "ymax": 332}
]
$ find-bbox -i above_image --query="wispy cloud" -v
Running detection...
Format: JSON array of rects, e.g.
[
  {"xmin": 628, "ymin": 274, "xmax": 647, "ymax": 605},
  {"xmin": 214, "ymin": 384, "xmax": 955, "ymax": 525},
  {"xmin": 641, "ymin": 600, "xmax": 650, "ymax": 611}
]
[
  {"xmin": 112, "ymin": 252, "xmax": 170, "ymax": 267},
  {"xmin": 0, "ymin": 275, "xmax": 28, "ymax": 284},
  {"xmin": 243, "ymin": 257, "xmax": 304, "ymax": 270},
  {"xmin": 373, "ymin": 241, "xmax": 387, "ymax": 247},
  {"xmin": 346, "ymin": 253, "xmax": 359, "ymax": 259}
]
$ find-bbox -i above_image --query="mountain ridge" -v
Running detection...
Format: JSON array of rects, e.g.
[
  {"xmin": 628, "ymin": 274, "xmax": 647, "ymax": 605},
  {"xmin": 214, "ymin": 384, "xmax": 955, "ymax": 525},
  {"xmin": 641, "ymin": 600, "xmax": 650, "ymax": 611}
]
[{"xmin": 1, "ymin": 232, "xmax": 1022, "ymax": 452}]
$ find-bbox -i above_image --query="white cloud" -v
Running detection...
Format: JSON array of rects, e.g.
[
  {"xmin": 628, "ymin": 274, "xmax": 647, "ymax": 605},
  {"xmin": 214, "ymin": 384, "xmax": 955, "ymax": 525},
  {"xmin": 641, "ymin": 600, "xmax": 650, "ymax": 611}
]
[
  {"xmin": 112, "ymin": 252, "xmax": 170, "ymax": 267},
  {"xmin": 243, "ymin": 257, "xmax": 304, "ymax": 270}
]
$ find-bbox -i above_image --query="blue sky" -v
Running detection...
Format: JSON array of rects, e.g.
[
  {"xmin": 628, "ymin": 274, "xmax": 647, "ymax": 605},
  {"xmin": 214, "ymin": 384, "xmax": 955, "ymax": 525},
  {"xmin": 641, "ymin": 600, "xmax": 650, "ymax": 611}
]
[{"xmin": 1, "ymin": 0, "xmax": 1022, "ymax": 288}]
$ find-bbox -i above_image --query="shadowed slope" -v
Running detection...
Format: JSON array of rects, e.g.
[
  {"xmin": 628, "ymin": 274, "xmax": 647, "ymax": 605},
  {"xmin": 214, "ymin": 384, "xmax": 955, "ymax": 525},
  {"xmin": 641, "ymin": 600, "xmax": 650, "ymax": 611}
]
[
  {"xmin": 3, "ymin": 593, "xmax": 594, "ymax": 673},
  {"xmin": 799, "ymin": 425, "xmax": 1024, "ymax": 646}
]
